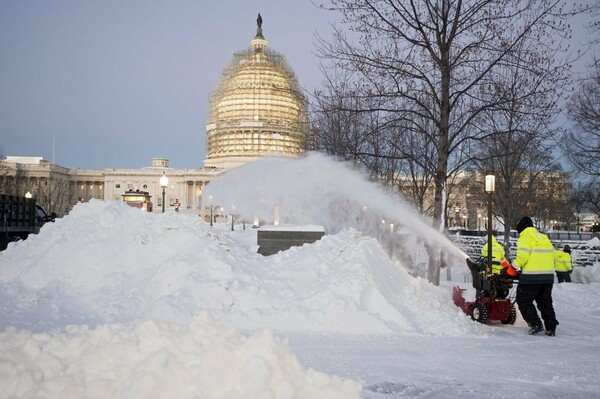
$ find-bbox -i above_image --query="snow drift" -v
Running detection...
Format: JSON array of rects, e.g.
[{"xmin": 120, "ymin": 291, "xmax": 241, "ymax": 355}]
[
  {"xmin": 0, "ymin": 313, "xmax": 361, "ymax": 398},
  {"xmin": 0, "ymin": 200, "xmax": 477, "ymax": 336}
]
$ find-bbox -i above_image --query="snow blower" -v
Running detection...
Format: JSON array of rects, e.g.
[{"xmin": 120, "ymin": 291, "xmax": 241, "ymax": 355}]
[{"xmin": 453, "ymin": 257, "xmax": 519, "ymax": 325}]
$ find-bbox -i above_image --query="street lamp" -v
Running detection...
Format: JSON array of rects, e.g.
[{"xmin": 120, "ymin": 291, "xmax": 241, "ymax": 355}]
[
  {"xmin": 25, "ymin": 191, "xmax": 32, "ymax": 199},
  {"xmin": 485, "ymin": 171, "xmax": 496, "ymax": 275},
  {"xmin": 159, "ymin": 172, "xmax": 169, "ymax": 213}
]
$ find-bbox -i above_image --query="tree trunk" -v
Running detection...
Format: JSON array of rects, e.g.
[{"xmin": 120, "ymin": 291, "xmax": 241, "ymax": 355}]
[{"xmin": 426, "ymin": 242, "xmax": 441, "ymax": 285}]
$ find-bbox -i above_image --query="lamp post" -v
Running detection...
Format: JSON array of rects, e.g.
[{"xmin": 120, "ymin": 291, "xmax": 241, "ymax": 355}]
[
  {"xmin": 159, "ymin": 172, "xmax": 169, "ymax": 213},
  {"xmin": 485, "ymin": 171, "xmax": 496, "ymax": 275},
  {"xmin": 25, "ymin": 191, "xmax": 32, "ymax": 199},
  {"xmin": 455, "ymin": 206, "xmax": 460, "ymax": 227},
  {"xmin": 208, "ymin": 195, "xmax": 213, "ymax": 226},
  {"xmin": 231, "ymin": 205, "xmax": 236, "ymax": 231}
]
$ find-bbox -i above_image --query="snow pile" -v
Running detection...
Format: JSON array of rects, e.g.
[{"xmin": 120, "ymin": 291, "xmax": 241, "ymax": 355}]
[
  {"xmin": 587, "ymin": 237, "xmax": 600, "ymax": 247},
  {"xmin": 0, "ymin": 200, "xmax": 477, "ymax": 336},
  {"xmin": 552, "ymin": 282, "xmax": 600, "ymax": 336},
  {"xmin": 0, "ymin": 313, "xmax": 361, "ymax": 398},
  {"xmin": 570, "ymin": 237, "xmax": 600, "ymax": 283},
  {"xmin": 572, "ymin": 264, "xmax": 600, "ymax": 284},
  {"xmin": 0, "ymin": 198, "xmax": 480, "ymax": 398}
]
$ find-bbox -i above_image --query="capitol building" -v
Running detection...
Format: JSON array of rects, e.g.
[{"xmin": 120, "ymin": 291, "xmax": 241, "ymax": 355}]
[{"xmin": 0, "ymin": 16, "xmax": 308, "ymax": 218}]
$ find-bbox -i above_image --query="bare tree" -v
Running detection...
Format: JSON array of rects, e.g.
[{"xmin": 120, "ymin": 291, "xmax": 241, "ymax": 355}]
[
  {"xmin": 35, "ymin": 176, "xmax": 72, "ymax": 217},
  {"xmin": 0, "ymin": 167, "xmax": 27, "ymax": 197},
  {"xmin": 473, "ymin": 24, "xmax": 569, "ymax": 247},
  {"xmin": 565, "ymin": 60, "xmax": 600, "ymax": 177},
  {"xmin": 310, "ymin": 68, "xmax": 410, "ymax": 188},
  {"xmin": 561, "ymin": 4, "xmax": 599, "ymax": 228},
  {"xmin": 311, "ymin": 71, "xmax": 375, "ymax": 161},
  {"xmin": 565, "ymin": 181, "xmax": 595, "ymax": 232},
  {"xmin": 580, "ymin": 179, "xmax": 600, "ymax": 218},
  {"xmin": 0, "ymin": 149, "xmax": 9, "ymax": 194},
  {"xmin": 317, "ymin": 0, "xmax": 575, "ymax": 284}
]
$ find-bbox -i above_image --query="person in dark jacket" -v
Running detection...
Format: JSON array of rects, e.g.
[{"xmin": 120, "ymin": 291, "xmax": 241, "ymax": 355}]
[{"xmin": 513, "ymin": 217, "xmax": 559, "ymax": 336}]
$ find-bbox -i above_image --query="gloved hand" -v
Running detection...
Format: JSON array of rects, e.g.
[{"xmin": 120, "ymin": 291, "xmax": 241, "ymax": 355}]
[{"xmin": 507, "ymin": 264, "xmax": 520, "ymax": 277}]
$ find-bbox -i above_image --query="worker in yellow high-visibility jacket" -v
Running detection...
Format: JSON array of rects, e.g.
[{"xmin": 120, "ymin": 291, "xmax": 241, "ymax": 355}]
[
  {"xmin": 554, "ymin": 245, "xmax": 573, "ymax": 283},
  {"xmin": 513, "ymin": 217, "xmax": 559, "ymax": 336},
  {"xmin": 481, "ymin": 235, "xmax": 505, "ymax": 274}
]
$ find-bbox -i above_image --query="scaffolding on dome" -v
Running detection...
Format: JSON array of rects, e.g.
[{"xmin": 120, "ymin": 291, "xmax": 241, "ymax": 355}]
[{"xmin": 205, "ymin": 36, "xmax": 309, "ymax": 168}]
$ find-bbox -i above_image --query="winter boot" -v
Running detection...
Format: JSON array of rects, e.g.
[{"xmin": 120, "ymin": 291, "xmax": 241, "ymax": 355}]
[
  {"xmin": 545, "ymin": 329, "xmax": 555, "ymax": 336},
  {"xmin": 527, "ymin": 324, "xmax": 543, "ymax": 335}
]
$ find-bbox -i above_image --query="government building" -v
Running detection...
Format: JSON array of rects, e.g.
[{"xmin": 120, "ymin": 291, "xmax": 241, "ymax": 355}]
[{"xmin": 0, "ymin": 16, "xmax": 308, "ymax": 219}]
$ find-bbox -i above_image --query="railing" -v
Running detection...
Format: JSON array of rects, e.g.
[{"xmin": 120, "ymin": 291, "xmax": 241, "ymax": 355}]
[
  {"xmin": 546, "ymin": 231, "xmax": 598, "ymax": 241},
  {"xmin": 449, "ymin": 228, "xmax": 598, "ymax": 241}
]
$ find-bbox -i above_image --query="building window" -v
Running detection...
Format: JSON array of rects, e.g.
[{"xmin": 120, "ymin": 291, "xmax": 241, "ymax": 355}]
[
  {"xmin": 143, "ymin": 184, "xmax": 147, "ymax": 189},
  {"xmin": 116, "ymin": 184, "xmax": 121, "ymax": 188},
  {"xmin": 90, "ymin": 185, "xmax": 94, "ymax": 190},
  {"xmin": 157, "ymin": 197, "xmax": 162, "ymax": 206},
  {"xmin": 80, "ymin": 185, "xmax": 84, "ymax": 190}
]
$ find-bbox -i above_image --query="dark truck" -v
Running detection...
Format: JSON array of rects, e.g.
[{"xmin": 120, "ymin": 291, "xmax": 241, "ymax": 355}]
[{"xmin": 0, "ymin": 194, "xmax": 55, "ymax": 251}]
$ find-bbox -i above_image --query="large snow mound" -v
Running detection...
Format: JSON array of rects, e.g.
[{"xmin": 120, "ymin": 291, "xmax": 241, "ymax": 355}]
[
  {"xmin": 572, "ymin": 264, "xmax": 600, "ymax": 284},
  {"xmin": 587, "ymin": 237, "xmax": 600, "ymax": 247},
  {"xmin": 0, "ymin": 200, "xmax": 478, "ymax": 336},
  {"xmin": 0, "ymin": 312, "xmax": 361, "ymax": 398}
]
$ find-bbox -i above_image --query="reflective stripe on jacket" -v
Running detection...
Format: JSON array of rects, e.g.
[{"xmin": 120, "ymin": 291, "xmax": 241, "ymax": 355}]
[
  {"xmin": 514, "ymin": 227, "xmax": 555, "ymax": 284},
  {"xmin": 481, "ymin": 236, "xmax": 505, "ymax": 274},
  {"xmin": 554, "ymin": 250, "xmax": 573, "ymax": 272}
]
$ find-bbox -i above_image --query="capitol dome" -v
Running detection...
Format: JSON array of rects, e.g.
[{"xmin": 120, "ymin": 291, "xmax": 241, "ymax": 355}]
[{"xmin": 204, "ymin": 16, "xmax": 308, "ymax": 170}]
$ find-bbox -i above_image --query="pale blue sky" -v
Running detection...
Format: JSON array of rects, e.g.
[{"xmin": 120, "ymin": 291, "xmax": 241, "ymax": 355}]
[
  {"xmin": 0, "ymin": 1, "xmax": 595, "ymax": 169},
  {"xmin": 0, "ymin": 0, "xmax": 335, "ymax": 169}
]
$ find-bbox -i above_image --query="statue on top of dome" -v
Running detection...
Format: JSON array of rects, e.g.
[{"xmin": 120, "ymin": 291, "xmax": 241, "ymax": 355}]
[{"xmin": 255, "ymin": 13, "xmax": 264, "ymax": 39}]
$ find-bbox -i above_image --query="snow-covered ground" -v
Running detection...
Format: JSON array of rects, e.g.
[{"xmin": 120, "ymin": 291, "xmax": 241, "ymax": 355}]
[{"xmin": 1, "ymin": 154, "xmax": 599, "ymax": 398}]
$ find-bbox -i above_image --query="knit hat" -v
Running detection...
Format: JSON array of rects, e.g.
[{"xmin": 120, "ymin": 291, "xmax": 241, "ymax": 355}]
[
  {"xmin": 563, "ymin": 245, "xmax": 571, "ymax": 253},
  {"xmin": 516, "ymin": 216, "xmax": 534, "ymax": 234}
]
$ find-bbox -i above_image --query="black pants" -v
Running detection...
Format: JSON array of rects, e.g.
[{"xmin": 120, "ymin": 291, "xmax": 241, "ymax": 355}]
[
  {"xmin": 516, "ymin": 284, "xmax": 559, "ymax": 331},
  {"xmin": 556, "ymin": 271, "xmax": 571, "ymax": 283}
]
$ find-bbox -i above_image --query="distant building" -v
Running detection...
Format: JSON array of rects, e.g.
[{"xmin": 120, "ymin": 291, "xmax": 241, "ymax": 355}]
[
  {"xmin": 0, "ymin": 156, "xmax": 217, "ymax": 217},
  {"xmin": 0, "ymin": 16, "xmax": 307, "ymax": 218},
  {"xmin": 393, "ymin": 169, "xmax": 573, "ymax": 232}
]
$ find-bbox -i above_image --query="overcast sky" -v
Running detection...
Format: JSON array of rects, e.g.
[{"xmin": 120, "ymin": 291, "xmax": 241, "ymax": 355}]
[
  {"xmin": 0, "ymin": 0, "xmax": 336, "ymax": 169},
  {"xmin": 0, "ymin": 1, "xmax": 595, "ymax": 170}
]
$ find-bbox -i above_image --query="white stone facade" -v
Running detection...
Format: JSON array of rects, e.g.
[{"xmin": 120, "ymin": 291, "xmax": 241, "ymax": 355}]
[{"xmin": 0, "ymin": 156, "xmax": 225, "ymax": 216}]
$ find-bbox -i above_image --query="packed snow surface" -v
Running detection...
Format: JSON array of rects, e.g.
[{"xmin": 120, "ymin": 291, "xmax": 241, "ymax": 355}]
[{"xmin": 1, "ymin": 155, "xmax": 599, "ymax": 398}]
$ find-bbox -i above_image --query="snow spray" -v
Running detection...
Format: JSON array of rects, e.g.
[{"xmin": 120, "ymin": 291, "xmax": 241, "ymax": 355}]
[{"xmin": 203, "ymin": 152, "xmax": 467, "ymax": 261}]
